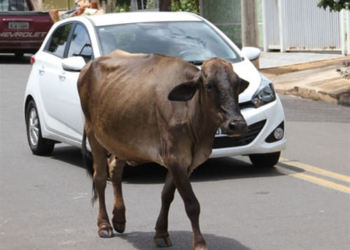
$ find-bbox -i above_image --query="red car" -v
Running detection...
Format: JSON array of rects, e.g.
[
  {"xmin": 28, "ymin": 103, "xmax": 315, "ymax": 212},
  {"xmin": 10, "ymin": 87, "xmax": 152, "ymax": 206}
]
[{"xmin": 0, "ymin": 0, "xmax": 53, "ymax": 56}]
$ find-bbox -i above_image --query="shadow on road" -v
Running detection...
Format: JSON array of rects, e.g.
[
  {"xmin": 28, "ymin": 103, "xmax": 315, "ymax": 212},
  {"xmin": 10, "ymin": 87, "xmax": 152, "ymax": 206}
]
[
  {"xmin": 50, "ymin": 146, "xmax": 283, "ymax": 184},
  {"xmin": 50, "ymin": 146, "xmax": 84, "ymax": 169},
  {"xmin": 0, "ymin": 54, "xmax": 31, "ymax": 64},
  {"xmin": 121, "ymin": 157, "xmax": 283, "ymax": 184},
  {"xmin": 117, "ymin": 230, "xmax": 252, "ymax": 250}
]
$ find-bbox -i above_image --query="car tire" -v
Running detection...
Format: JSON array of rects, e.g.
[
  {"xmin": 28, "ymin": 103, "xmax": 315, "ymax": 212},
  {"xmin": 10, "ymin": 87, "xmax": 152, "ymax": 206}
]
[
  {"xmin": 25, "ymin": 100, "xmax": 55, "ymax": 155},
  {"xmin": 249, "ymin": 152, "xmax": 281, "ymax": 168}
]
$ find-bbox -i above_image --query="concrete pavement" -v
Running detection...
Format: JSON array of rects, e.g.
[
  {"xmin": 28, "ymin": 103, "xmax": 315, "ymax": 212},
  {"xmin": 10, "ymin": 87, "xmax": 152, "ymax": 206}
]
[{"xmin": 258, "ymin": 52, "xmax": 350, "ymax": 106}]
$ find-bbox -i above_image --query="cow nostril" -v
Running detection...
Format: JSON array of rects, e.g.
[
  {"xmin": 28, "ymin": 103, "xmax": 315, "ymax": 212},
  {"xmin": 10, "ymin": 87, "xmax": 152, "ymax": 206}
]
[
  {"xmin": 228, "ymin": 121, "xmax": 247, "ymax": 133},
  {"xmin": 229, "ymin": 122, "xmax": 236, "ymax": 131}
]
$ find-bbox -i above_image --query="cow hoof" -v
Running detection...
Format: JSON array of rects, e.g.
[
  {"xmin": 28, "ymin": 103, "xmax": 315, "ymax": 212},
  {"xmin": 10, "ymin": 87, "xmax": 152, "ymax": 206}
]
[
  {"xmin": 154, "ymin": 236, "xmax": 172, "ymax": 247},
  {"xmin": 113, "ymin": 221, "xmax": 126, "ymax": 233},
  {"xmin": 98, "ymin": 225, "xmax": 114, "ymax": 238},
  {"xmin": 194, "ymin": 246, "xmax": 209, "ymax": 250},
  {"xmin": 194, "ymin": 242, "xmax": 209, "ymax": 250}
]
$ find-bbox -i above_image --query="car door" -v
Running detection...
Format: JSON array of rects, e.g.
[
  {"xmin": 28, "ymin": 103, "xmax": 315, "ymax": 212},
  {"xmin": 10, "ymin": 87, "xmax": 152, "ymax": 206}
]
[
  {"xmin": 37, "ymin": 22, "xmax": 74, "ymax": 138},
  {"xmin": 37, "ymin": 22, "xmax": 93, "ymax": 144},
  {"xmin": 63, "ymin": 23, "xmax": 93, "ymax": 142}
]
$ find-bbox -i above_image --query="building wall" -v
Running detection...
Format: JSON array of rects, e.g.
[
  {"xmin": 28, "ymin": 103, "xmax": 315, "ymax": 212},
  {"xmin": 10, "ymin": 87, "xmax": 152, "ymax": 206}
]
[{"xmin": 202, "ymin": 0, "xmax": 264, "ymax": 48}]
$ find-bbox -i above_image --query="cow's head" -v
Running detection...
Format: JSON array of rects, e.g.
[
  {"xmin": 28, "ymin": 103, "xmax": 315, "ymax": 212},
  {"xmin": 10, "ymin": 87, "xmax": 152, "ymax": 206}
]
[{"xmin": 168, "ymin": 58, "xmax": 249, "ymax": 137}]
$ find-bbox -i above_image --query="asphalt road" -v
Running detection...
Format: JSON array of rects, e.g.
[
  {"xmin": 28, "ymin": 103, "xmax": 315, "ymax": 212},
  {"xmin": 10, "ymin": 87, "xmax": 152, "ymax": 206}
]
[{"xmin": 0, "ymin": 55, "xmax": 349, "ymax": 250}]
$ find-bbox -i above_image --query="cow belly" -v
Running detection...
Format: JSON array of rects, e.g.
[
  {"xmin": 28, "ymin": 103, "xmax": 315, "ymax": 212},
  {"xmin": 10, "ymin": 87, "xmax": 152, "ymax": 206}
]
[
  {"xmin": 91, "ymin": 104, "xmax": 161, "ymax": 165},
  {"xmin": 94, "ymin": 117, "xmax": 162, "ymax": 164}
]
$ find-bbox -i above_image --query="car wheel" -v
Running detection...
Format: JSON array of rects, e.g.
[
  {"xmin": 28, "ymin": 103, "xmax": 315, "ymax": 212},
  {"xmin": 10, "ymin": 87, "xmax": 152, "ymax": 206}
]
[
  {"xmin": 25, "ymin": 100, "xmax": 55, "ymax": 155},
  {"xmin": 249, "ymin": 152, "xmax": 281, "ymax": 168}
]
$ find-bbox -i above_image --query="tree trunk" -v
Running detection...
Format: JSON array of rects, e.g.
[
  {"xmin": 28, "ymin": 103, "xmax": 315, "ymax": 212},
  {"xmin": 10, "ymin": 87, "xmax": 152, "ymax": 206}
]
[
  {"xmin": 159, "ymin": 0, "xmax": 171, "ymax": 11},
  {"xmin": 195, "ymin": 0, "xmax": 199, "ymax": 13}
]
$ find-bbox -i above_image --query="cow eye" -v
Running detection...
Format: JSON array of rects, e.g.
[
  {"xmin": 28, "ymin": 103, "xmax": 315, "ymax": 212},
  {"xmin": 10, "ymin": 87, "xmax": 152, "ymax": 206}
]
[{"xmin": 205, "ymin": 83, "xmax": 213, "ymax": 90}]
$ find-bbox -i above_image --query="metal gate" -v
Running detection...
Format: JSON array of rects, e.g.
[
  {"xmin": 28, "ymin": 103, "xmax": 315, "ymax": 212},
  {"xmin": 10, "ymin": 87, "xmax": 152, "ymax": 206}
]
[{"xmin": 262, "ymin": 0, "xmax": 344, "ymax": 52}]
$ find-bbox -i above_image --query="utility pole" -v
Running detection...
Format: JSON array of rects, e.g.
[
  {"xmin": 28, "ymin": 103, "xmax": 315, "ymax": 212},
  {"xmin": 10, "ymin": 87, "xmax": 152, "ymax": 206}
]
[
  {"xmin": 241, "ymin": 0, "xmax": 259, "ymax": 67},
  {"xmin": 241, "ymin": 0, "xmax": 258, "ymax": 47}
]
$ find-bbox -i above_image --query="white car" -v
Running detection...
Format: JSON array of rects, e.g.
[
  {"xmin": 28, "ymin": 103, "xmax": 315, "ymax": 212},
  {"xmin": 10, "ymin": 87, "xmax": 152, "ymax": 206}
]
[{"xmin": 24, "ymin": 12, "xmax": 286, "ymax": 167}]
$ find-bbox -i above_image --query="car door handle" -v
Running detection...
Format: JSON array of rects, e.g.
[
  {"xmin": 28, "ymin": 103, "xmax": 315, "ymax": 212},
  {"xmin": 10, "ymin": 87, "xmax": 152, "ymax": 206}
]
[
  {"xmin": 59, "ymin": 72, "xmax": 66, "ymax": 81},
  {"xmin": 39, "ymin": 65, "xmax": 45, "ymax": 75}
]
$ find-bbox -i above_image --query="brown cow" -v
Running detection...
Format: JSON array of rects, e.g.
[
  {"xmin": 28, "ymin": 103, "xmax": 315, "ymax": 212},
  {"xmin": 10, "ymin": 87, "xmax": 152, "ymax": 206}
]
[{"xmin": 78, "ymin": 50, "xmax": 249, "ymax": 250}]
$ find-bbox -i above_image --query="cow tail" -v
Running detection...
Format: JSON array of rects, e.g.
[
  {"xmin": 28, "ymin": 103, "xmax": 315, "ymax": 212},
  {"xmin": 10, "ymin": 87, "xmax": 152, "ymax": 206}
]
[{"xmin": 82, "ymin": 130, "xmax": 98, "ymax": 204}]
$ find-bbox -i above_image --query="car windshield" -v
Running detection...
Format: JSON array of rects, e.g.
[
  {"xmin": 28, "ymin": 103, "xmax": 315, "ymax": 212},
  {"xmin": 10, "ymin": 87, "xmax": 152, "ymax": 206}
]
[{"xmin": 96, "ymin": 21, "xmax": 241, "ymax": 64}]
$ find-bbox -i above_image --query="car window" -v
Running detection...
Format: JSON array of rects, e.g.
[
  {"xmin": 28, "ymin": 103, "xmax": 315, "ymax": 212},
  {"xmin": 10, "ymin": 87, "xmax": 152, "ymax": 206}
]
[
  {"xmin": 67, "ymin": 24, "xmax": 93, "ymax": 62},
  {"xmin": 46, "ymin": 23, "xmax": 73, "ymax": 58},
  {"xmin": 96, "ymin": 21, "xmax": 241, "ymax": 64},
  {"xmin": 0, "ymin": 0, "xmax": 30, "ymax": 11}
]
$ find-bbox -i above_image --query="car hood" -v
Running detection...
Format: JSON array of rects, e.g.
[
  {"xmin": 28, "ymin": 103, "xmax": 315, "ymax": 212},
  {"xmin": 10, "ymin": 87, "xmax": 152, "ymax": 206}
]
[{"xmin": 231, "ymin": 59, "xmax": 263, "ymax": 103}]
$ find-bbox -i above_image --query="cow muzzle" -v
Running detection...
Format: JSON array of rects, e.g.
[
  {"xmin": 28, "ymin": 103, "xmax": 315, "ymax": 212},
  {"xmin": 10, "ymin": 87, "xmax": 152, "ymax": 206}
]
[{"xmin": 222, "ymin": 119, "xmax": 248, "ymax": 137}]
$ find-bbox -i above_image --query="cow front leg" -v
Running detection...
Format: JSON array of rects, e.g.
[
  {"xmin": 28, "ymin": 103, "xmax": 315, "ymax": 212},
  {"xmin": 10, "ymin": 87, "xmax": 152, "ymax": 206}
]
[
  {"xmin": 170, "ymin": 167, "xmax": 208, "ymax": 250},
  {"xmin": 154, "ymin": 171, "xmax": 176, "ymax": 247},
  {"xmin": 108, "ymin": 157, "xmax": 126, "ymax": 233}
]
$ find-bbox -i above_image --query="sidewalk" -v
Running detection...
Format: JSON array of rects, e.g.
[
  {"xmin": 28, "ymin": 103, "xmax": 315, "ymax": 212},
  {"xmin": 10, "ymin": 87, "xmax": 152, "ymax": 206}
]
[{"xmin": 258, "ymin": 52, "xmax": 350, "ymax": 106}]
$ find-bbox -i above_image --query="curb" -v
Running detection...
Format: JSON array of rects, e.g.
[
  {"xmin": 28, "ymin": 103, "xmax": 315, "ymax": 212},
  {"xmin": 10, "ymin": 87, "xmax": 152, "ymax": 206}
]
[
  {"xmin": 260, "ymin": 58, "xmax": 350, "ymax": 107},
  {"xmin": 276, "ymin": 87, "xmax": 339, "ymax": 105},
  {"xmin": 260, "ymin": 57, "xmax": 346, "ymax": 74},
  {"xmin": 275, "ymin": 82, "xmax": 350, "ymax": 107}
]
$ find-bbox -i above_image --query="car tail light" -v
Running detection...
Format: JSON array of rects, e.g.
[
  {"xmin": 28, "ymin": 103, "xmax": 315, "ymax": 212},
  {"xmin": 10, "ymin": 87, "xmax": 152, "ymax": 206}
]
[{"xmin": 30, "ymin": 55, "xmax": 35, "ymax": 65}]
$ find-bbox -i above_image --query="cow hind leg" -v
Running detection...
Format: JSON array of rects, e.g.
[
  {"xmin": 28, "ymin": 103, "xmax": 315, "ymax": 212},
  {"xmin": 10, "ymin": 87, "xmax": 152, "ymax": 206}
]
[
  {"xmin": 87, "ymin": 130, "xmax": 114, "ymax": 238},
  {"xmin": 108, "ymin": 157, "xmax": 126, "ymax": 233},
  {"xmin": 94, "ymin": 157, "xmax": 114, "ymax": 237},
  {"xmin": 154, "ymin": 171, "xmax": 176, "ymax": 247}
]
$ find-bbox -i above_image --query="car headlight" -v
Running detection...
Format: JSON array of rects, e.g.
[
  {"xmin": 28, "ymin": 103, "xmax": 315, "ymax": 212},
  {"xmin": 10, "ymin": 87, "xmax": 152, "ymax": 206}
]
[{"xmin": 252, "ymin": 79, "xmax": 276, "ymax": 108}]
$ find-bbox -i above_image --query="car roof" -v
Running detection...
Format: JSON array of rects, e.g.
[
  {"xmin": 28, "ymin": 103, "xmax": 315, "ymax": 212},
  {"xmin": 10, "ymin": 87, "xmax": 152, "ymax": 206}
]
[{"xmin": 84, "ymin": 11, "xmax": 202, "ymax": 26}]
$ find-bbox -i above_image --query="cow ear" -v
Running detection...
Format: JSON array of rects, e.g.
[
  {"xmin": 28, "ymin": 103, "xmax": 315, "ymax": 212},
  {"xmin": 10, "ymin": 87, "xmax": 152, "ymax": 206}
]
[
  {"xmin": 239, "ymin": 78, "xmax": 249, "ymax": 94},
  {"xmin": 168, "ymin": 81, "xmax": 199, "ymax": 102}
]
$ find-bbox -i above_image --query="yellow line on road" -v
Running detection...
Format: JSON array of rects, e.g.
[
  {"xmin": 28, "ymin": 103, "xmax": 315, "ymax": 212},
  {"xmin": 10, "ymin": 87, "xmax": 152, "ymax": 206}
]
[
  {"xmin": 277, "ymin": 158, "xmax": 350, "ymax": 194},
  {"xmin": 291, "ymin": 172, "xmax": 350, "ymax": 194},
  {"xmin": 280, "ymin": 157, "xmax": 350, "ymax": 183},
  {"xmin": 0, "ymin": 220, "xmax": 10, "ymax": 228}
]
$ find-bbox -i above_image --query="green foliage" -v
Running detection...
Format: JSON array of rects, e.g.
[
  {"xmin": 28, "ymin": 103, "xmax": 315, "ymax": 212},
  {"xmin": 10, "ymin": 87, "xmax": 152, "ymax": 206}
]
[
  {"xmin": 171, "ymin": 0, "xmax": 198, "ymax": 14},
  {"xmin": 114, "ymin": 0, "xmax": 130, "ymax": 12},
  {"xmin": 116, "ymin": 0, "xmax": 131, "ymax": 5},
  {"xmin": 317, "ymin": 0, "xmax": 350, "ymax": 12},
  {"xmin": 148, "ymin": 0, "xmax": 156, "ymax": 8},
  {"xmin": 114, "ymin": 3, "xmax": 131, "ymax": 12}
]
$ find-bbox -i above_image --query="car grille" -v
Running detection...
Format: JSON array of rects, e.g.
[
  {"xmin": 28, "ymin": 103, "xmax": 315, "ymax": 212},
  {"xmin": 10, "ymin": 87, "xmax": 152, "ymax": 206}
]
[
  {"xmin": 239, "ymin": 101, "xmax": 255, "ymax": 110},
  {"xmin": 212, "ymin": 120, "xmax": 266, "ymax": 149}
]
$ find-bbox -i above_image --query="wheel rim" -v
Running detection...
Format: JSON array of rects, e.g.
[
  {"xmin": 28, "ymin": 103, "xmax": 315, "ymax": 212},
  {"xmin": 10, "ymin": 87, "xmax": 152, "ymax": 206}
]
[{"xmin": 28, "ymin": 108, "xmax": 39, "ymax": 147}]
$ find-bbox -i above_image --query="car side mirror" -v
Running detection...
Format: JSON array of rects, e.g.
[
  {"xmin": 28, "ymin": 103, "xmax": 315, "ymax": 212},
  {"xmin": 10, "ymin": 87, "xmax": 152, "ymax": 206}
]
[
  {"xmin": 62, "ymin": 56, "xmax": 86, "ymax": 72},
  {"xmin": 242, "ymin": 47, "xmax": 261, "ymax": 61}
]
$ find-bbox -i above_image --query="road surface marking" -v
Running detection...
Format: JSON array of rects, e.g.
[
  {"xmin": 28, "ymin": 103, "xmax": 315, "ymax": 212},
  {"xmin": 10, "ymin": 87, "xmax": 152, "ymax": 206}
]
[
  {"xmin": 0, "ymin": 220, "xmax": 10, "ymax": 228},
  {"xmin": 290, "ymin": 173, "xmax": 350, "ymax": 194},
  {"xmin": 280, "ymin": 157, "xmax": 350, "ymax": 183},
  {"xmin": 277, "ymin": 158, "xmax": 350, "ymax": 194}
]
